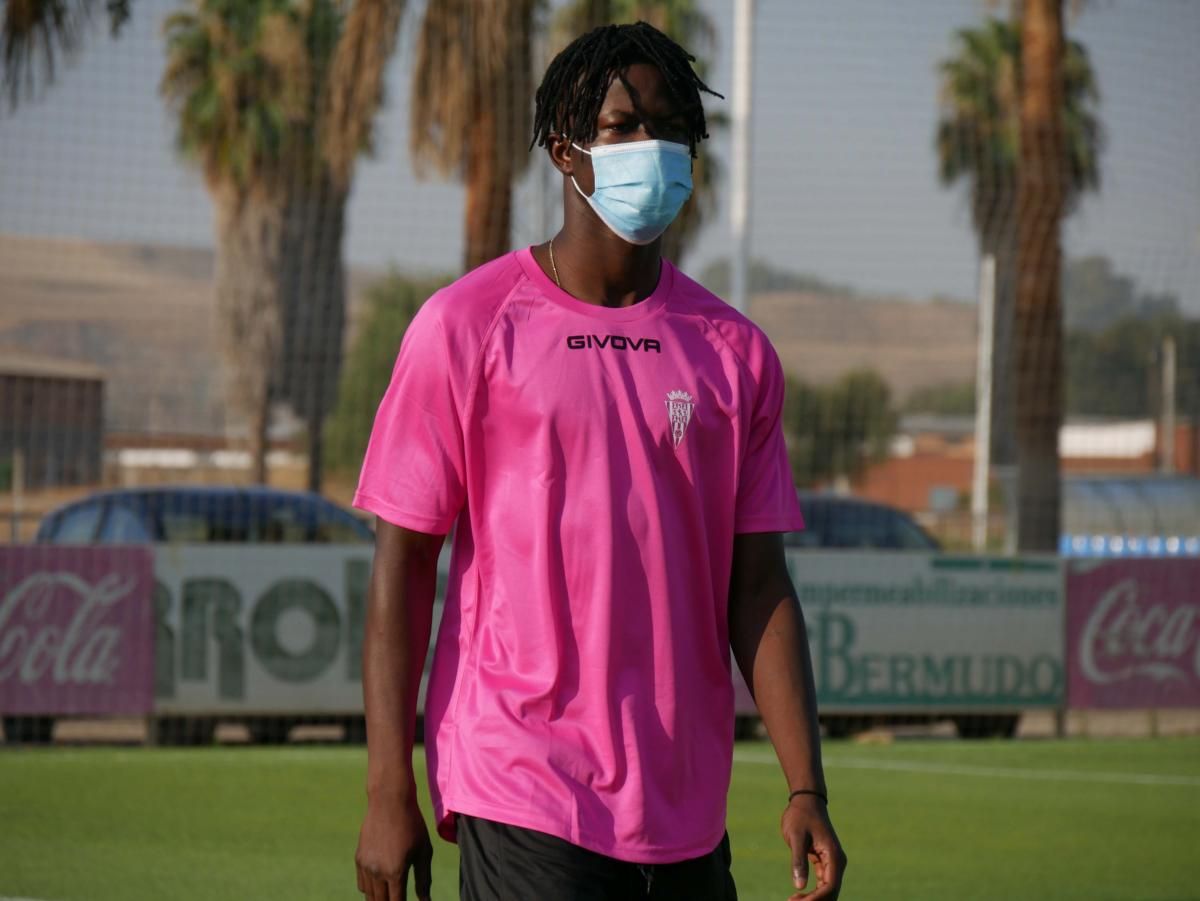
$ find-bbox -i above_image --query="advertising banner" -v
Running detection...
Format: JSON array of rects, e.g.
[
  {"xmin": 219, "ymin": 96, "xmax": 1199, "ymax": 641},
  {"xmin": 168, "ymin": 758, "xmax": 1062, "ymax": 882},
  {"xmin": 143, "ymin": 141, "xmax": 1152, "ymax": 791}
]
[
  {"xmin": 1066, "ymin": 559, "xmax": 1200, "ymax": 709},
  {"xmin": 772, "ymin": 552, "xmax": 1065, "ymax": 712},
  {"xmin": 153, "ymin": 545, "xmax": 373, "ymax": 714},
  {"xmin": 0, "ymin": 545, "xmax": 155, "ymax": 715},
  {"xmin": 5, "ymin": 543, "xmax": 1068, "ymax": 719}
]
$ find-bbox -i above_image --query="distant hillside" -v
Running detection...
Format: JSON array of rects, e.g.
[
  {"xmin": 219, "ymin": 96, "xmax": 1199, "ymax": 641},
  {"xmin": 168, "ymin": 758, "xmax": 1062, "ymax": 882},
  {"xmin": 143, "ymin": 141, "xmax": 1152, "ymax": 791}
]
[
  {"xmin": 0, "ymin": 236, "xmax": 379, "ymax": 438},
  {"xmin": 0, "ymin": 236, "xmax": 979, "ymax": 438},
  {"xmin": 750, "ymin": 291, "xmax": 976, "ymax": 400}
]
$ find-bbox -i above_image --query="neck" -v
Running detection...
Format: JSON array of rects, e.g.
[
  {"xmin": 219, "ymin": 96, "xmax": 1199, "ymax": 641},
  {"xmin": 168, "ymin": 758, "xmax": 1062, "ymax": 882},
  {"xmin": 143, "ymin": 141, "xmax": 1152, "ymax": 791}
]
[{"xmin": 550, "ymin": 203, "xmax": 663, "ymax": 307}]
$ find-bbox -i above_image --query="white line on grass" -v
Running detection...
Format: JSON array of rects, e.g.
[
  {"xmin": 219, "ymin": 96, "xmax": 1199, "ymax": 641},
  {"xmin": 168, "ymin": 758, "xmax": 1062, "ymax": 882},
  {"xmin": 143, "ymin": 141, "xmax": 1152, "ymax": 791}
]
[{"xmin": 731, "ymin": 750, "xmax": 1200, "ymax": 787}]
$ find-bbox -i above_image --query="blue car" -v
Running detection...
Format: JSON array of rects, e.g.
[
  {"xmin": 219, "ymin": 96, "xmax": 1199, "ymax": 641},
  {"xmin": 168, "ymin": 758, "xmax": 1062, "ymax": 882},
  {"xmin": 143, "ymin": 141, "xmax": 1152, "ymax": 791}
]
[
  {"xmin": 787, "ymin": 491, "xmax": 941, "ymax": 551},
  {"xmin": 35, "ymin": 484, "xmax": 374, "ymax": 545},
  {"xmin": 8, "ymin": 485, "xmax": 373, "ymax": 746}
]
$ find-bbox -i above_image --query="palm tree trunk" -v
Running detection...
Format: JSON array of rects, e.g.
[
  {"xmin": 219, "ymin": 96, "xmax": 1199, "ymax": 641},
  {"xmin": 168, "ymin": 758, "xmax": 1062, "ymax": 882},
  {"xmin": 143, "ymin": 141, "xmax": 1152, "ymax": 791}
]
[
  {"xmin": 280, "ymin": 166, "xmax": 347, "ymax": 494},
  {"xmin": 214, "ymin": 188, "xmax": 286, "ymax": 486},
  {"xmin": 984, "ymin": 219, "xmax": 1018, "ymax": 468},
  {"xmin": 251, "ymin": 390, "xmax": 271, "ymax": 485},
  {"xmin": 583, "ymin": 0, "xmax": 612, "ymax": 26},
  {"xmin": 302, "ymin": 0, "xmax": 404, "ymax": 492},
  {"xmin": 1014, "ymin": 0, "xmax": 1066, "ymax": 552},
  {"xmin": 460, "ymin": 0, "xmax": 534, "ymax": 273},
  {"xmin": 464, "ymin": 98, "xmax": 513, "ymax": 272}
]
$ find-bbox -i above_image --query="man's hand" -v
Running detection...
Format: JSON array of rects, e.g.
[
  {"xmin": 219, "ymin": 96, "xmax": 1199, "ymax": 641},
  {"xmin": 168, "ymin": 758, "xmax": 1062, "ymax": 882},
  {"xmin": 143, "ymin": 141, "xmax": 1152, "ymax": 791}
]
[
  {"xmin": 355, "ymin": 792, "xmax": 434, "ymax": 901},
  {"xmin": 781, "ymin": 795, "xmax": 846, "ymax": 899}
]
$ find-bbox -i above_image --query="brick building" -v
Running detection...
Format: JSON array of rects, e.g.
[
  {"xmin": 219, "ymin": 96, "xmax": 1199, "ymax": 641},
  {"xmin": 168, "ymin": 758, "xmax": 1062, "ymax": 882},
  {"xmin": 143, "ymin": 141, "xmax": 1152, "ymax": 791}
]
[
  {"xmin": 854, "ymin": 415, "xmax": 1200, "ymax": 518},
  {"xmin": 0, "ymin": 351, "xmax": 105, "ymax": 489}
]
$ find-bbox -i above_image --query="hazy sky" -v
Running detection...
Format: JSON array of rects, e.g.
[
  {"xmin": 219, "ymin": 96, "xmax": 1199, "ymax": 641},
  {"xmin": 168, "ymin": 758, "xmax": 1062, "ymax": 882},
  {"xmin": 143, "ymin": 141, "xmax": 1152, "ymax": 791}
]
[{"xmin": 1, "ymin": 0, "xmax": 1197, "ymax": 310}]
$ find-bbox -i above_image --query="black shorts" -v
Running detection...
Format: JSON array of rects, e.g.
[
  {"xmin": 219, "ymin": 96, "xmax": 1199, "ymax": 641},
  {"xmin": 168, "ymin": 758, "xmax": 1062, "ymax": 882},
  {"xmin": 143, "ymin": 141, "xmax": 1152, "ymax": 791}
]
[{"xmin": 457, "ymin": 814, "xmax": 738, "ymax": 901}]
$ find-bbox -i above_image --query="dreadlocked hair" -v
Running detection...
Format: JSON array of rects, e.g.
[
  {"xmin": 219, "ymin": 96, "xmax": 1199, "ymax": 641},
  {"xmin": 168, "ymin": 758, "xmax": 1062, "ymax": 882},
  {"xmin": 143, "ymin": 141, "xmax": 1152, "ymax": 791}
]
[{"xmin": 531, "ymin": 21, "xmax": 722, "ymax": 157}]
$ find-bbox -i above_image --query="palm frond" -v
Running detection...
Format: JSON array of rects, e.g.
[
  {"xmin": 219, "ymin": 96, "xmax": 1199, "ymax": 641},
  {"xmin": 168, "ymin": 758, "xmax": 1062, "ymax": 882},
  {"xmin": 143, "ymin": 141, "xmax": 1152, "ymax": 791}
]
[
  {"xmin": 161, "ymin": 0, "xmax": 319, "ymax": 193},
  {"xmin": 410, "ymin": 0, "xmax": 471, "ymax": 176},
  {"xmin": 320, "ymin": 0, "xmax": 404, "ymax": 187},
  {"xmin": 2, "ymin": 0, "xmax": 131, "ymax": 108},
  {"xmin": 933, "ymin": 14, "xmax": 1101, "ymax": 238},
  {"xmin": 410, "ymin": 0, "xmax": 536, "ymax": 181}
]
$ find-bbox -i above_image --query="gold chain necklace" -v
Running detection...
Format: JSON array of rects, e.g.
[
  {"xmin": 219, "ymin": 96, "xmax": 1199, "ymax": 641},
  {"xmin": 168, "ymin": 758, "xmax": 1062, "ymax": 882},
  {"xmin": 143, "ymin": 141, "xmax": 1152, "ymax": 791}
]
[{"xmin": 548, "ymin": 237, "xmax": 562, "ymax": 289}]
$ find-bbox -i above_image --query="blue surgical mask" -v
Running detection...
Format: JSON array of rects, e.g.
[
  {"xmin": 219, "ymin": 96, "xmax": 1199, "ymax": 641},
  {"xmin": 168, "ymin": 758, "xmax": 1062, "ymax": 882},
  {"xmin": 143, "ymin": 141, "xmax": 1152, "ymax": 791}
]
[{"xmin": 571, "ymin": 139, "xmax": 693, "ymax": 245}]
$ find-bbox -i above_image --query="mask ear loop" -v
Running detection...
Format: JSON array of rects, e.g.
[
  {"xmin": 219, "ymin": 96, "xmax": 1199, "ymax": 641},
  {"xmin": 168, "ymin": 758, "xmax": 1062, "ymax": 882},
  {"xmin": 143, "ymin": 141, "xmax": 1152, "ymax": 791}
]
[{"xmin": 569, "ymin": 142, "xmax": 592, "ymax": 199}]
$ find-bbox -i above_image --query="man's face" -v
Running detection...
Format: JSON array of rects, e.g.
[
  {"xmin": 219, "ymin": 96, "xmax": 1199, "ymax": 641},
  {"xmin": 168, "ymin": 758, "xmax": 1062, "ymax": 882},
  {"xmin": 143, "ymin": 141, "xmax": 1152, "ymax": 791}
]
[
  {"xmin": 591, "ymin": 62, "xmax": 689, "ymax": 147},
  {"xmin": 569, "ymin": 62, "xmax": 690, "ymax": 194}
]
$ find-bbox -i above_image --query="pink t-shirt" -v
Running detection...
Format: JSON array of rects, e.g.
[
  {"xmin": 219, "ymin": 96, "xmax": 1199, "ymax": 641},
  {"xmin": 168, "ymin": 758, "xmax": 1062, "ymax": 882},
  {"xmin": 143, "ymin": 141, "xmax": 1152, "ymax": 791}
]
[{"xmin": 353, "ymin": 247, "xmax": 804, "ymax": 864}]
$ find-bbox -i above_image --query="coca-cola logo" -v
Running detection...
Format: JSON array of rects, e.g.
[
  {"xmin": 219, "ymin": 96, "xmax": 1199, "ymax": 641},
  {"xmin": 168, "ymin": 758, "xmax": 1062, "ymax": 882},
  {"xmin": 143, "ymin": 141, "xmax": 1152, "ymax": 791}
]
[
  {"xmin": 0, "ymin": 571, "xmax": 136, "ymax": 687},
  {"xmin": 1079, "ymin": 578, "xmax": 1199, "ymax": 685}
]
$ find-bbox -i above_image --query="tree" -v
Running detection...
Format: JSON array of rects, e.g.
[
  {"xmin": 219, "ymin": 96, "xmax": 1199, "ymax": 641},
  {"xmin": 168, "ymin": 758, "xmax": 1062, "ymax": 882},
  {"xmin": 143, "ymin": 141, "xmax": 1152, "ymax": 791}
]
[
  {"xmin": 552, "ymin": 0, "xmax": 720, "ymax": 267},
  {"xmin": 8, "ymin": 0, "xmax": 403, "ymax": 490},
  {"xmin": 1064, "ymin": 255, "xmax": 1178, "ymax": 333},
  {"xmin": 1066, "ymin": 313, "xmax": 1199, "ymax": 419},
  {"xmin": 163, "ymin": 0, "xmax": 404, "ymax": 489},
  {"xmin": 2, "ymin": 0, "xmax": 131, "ymax": 108},
  {"xmin": 280, "ymin": 0, "xmax": 406, "ymax": 493},
  {"xmin": 162, "ymin": 0, "xmax": 317, "ymax": 484},
  {"xmin": 410, "ymin": 0, "xmax": 539, "ymax": 273},
  {"xmin": 324, "ymin": 271, "xmax": 451, "ymax": 474},
  {"xmin": 935, "ymin": 15, "xmax": 1101, "ymax": 467},
  {"xmin": 782, "ymin": 370, "xmax": 897, "ymax": 488},
  {"xmin": 904, "ymin": 381, "xmax": 977, "ymax": 417},
  {"xmin": 1013, "ymin": 0, "xmax": 1066, "ymax": 551}
]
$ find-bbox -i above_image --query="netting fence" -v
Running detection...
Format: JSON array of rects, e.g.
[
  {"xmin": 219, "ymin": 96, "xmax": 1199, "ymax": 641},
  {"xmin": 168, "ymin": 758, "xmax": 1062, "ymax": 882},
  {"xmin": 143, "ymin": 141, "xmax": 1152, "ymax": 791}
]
[{"xmin": 1, "ymin": 0, "xmax": 1198, "ymax": 747}]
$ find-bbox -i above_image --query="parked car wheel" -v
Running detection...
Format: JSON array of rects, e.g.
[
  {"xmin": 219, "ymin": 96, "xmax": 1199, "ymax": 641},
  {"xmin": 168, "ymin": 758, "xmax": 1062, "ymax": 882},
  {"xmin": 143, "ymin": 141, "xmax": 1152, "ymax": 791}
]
[
  {"xmin": 734, "ymin": 715, "xmax": 759, "ymax": 741},
  {"xmin": 341, "ymin": 715, "xmax": 367, "ymax": 744},
  {"xmin": 248, "ymin": 718, "xmax": 295, "ymax": 745},
  {"xmin": 153, "ymin": 716, "xmax": 216, "ymax": 746},
  {"xmin": 2, "ymin": 715, "xmax": 55, "ymax": 745},
  {"xmin": 820, "ymin": 715, "xmax": 874, "ymax": 739},
  {"xmin": 953, "ymin": 714, "xmax": 1020, "ymax": 739}
]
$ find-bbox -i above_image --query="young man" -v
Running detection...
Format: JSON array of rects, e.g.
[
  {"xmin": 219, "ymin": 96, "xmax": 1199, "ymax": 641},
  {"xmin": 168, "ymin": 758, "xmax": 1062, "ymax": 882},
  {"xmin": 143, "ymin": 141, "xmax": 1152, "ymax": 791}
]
[{"xmin": 353, "ymin": 22, "xmax": 845, "ymax": 901}]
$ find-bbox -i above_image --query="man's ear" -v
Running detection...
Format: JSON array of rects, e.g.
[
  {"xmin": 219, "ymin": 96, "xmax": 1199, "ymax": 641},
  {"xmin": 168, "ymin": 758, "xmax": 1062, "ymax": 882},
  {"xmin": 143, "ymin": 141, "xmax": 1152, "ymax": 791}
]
[{"xmin": 548, "ymin": 133, "xmax": 574, "ymax": 176}]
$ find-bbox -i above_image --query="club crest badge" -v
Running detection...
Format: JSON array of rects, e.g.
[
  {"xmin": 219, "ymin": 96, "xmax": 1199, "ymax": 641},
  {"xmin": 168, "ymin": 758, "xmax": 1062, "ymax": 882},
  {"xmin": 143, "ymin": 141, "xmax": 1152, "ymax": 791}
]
[{"xmin": 665, "ymin": 389, "xmax": 695, "ymax": 448}]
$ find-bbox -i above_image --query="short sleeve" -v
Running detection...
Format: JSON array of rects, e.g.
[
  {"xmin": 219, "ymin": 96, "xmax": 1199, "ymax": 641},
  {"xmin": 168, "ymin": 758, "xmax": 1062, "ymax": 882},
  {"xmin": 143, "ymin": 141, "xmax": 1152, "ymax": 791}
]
[
  {"xmin": 352, "ymin": 294, "xmax": 468, "ymax": 534},
  {"xmin": 734, "ymin": 340, "xmax": 806, "ymax": 534}
]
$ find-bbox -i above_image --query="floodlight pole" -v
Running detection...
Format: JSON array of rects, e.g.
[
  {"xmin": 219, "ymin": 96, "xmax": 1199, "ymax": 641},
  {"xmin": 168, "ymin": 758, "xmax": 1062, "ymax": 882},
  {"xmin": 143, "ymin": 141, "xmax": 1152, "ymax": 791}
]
[
  {"xmin": 972, "ymin": 254, "xmax": 997, "ymax": 551},
  {"xmin": 730, "ymin": 0, "xmax": 755, "ymax": 314}
]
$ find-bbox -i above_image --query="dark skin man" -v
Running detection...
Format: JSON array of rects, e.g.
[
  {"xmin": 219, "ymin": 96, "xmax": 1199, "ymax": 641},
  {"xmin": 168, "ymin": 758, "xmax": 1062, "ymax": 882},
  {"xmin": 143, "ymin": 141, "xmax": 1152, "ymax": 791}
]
[{"xmin": 355, "ymin": 59, "xmax": 845, "ymax": 901}]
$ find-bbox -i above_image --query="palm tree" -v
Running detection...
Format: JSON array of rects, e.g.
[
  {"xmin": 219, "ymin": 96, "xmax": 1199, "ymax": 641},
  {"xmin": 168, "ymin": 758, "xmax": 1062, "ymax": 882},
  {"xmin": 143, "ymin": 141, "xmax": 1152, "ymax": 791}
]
[
  {"xmin": 162, "ymin": 0, "xmax": 316, "ymax": 483},
  {"xmin": 163, "ymin": 0, "xmax": 404, "ymax": 490},
  {"xmin": 2, "ymin": 0, "xmax": 131, "ymax": 108},
  {"xmin": 410, "ymin": 0, "xmax": 539, "ymax": 273},
  {"xmin": 8, "ymin": 0, "xmax": 403, "ymax": 491},
  {"xmin": 551, "ymin": 0, "xmax": 720, "ymax": 266},
  {"xmin": 935, "ymin": 16, "xmax": 1100, "ymax": 471},
  {"xmin": 324, "ymin": 271, "xmax": 450, "ymax": 475},
  {"xmin": 1014, "ymin": 0, "xmax": 1068, "ymax": 551},
  {"xmin": 280, "ymin": 0, "xmax": 406, "ymax": 493}
]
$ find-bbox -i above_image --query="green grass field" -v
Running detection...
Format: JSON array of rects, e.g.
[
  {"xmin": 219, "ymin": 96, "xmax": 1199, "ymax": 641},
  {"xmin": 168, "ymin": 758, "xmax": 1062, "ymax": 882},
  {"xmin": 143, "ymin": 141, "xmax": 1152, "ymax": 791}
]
[{"xmin": 2, "ymin": 738, "xmax": 1198, "ymax": 900}]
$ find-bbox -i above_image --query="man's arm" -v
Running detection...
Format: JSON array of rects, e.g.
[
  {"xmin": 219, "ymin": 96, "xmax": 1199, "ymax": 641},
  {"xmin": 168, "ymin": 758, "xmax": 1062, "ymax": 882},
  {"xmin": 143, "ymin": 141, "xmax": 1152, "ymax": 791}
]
[
  {"xmin": 355, "ymin": 519, "xmax": 443, "ymax": 901},
  {"xmin": 728, "ymin": 531, "xmax": 846, "ymax": 900}
]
